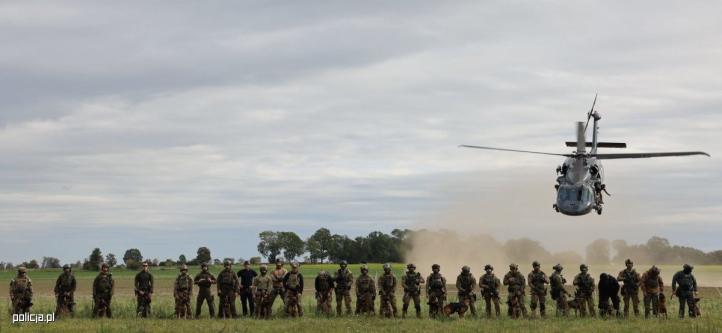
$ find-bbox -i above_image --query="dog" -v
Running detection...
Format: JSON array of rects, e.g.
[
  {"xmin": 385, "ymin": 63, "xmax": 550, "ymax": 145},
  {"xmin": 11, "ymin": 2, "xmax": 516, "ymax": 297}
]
[
  {"xmin": 693, "ymin": 297, "xmax": 702, "ymax": 317},
  {"xmin": 442, "ymin": 302, "xmax": 468, "ymax": 317},
  {"xmin": 658, "ymin": 293, "xmax": 668, "ymax": 318},
  {"xmin": 567, "ymin": 298, "xmax": 581, "ymax": 316}
]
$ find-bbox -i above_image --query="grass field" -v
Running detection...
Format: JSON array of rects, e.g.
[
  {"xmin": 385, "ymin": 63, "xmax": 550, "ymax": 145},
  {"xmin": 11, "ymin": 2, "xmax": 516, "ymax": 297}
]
[{"xmin": 1, "ymin": 264, "xmax": 721, "ymax": 332}]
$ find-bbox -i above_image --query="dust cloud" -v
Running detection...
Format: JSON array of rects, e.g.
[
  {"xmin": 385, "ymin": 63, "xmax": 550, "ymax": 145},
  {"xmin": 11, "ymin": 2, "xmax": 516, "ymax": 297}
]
[{"xmin": 403, "ymin": 168, "xmax": 722, "ymax": 286}]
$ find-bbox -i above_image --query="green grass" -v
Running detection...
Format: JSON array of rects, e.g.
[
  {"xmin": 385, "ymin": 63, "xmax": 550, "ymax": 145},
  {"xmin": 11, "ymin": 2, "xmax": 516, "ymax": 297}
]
[{"xmin": 1, "ymin": 264, "xmax": 721, "ymax": 332}]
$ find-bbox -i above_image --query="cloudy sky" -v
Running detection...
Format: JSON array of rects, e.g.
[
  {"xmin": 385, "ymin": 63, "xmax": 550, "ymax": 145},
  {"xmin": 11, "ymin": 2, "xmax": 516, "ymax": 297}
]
[{"xmin": 1, "ymin": 1, "xmax": 721, "ymax": 264}]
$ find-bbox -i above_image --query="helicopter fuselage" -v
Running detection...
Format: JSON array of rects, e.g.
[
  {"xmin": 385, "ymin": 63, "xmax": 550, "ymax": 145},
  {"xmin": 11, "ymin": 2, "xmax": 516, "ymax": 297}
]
[{"xmin": 555, "ymin": 156, "xmax": 604, "ymax": 216}]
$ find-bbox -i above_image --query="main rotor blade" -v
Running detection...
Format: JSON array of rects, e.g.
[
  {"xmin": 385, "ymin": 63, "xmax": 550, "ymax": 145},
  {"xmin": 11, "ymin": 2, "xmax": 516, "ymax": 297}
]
[
  {"xmin": 592, "ymin": 151, "xmax": 710, "ymax": 159},
  {"xmin": 583, "ymin": 93, "xmax": 597, "ymax": 133},
  {"xmin": 459, "ymin": 145, "xmax": 572, "ymax": 157}
]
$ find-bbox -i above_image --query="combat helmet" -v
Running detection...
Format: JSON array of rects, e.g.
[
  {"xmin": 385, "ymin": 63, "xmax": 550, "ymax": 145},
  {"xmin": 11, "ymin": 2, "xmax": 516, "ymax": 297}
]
[
  {"xmin": 180, "ymin": 264, "xmax": 188, "ymax": 271},
  {"xmin": 17, "ymin": 266, "xmax": 27, "ymax": 274},
  {"xmin": 259, "ymin": 264, "xmax": 268, "ymax": 272},
  {"xmin": 625, "ymin": 258, "xmax": 633, "ymax": 265},
  {"xmin": 461, "ymin": 265, "xmax": 470, "ymax": 273},
  {"xmin": 683, "ymin": 264, "xmax": 693, "ymax": 272},
  {"xmin": 383, "ymin": 263, "xmax": 392, "ymax": 271},
  {"xmin": 291, "ymin": 262, "xmax": 299, "ymax": 269},
  {"xmin": 406, "ymin": 263, "xmax": 416, "ymax": 270},
  {"xmin": 101, "ymin": 263, "xmax": 109, "ymax": 269},
  {"xmin": 553, "ymin": 264, "xmax": 563, "ymax": 271},
  {"xmin": 62, "ymin": 264, "xmax": 71, "ymax": 270},
  {"xmin": 360, "ymin": 264, "xmax": 369, "ymax": 273},
  {"xmin": 224, "ymin": 260, "xmax": 232, "ymax": 267},
  {"xmin": 484, "ymin": 264, "xmax": 493, "ymax": 271},
  {"xmin": 431, "ymin": 264, "xmax": 440, "ymax": 270},
  {"xmin": 532, "ymin": 261, "xmax": 540, "ymax": 268},
  {"xmin": 580, "ymin": 264, "xmax": 588, "ymax": 271},
  {"xmin": 509, "ymin": 263, "xmax": 518, "ymax": 270},
  {"xmin": 340, "ymin": 260, "xmax": 348, "ymax": 267}
]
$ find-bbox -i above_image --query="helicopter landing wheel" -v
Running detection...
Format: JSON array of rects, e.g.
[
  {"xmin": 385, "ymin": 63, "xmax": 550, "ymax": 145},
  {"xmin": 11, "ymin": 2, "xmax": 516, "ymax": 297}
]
[{"xmin": 596, "ymin": 206, "xmax": 603, "ymax": 215}]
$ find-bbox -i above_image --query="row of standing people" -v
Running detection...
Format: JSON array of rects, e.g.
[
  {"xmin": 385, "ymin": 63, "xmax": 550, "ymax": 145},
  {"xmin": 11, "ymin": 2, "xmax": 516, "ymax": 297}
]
[{"xmin": 9, "ymin": 259, "xmax": 699, "ymax": 319}]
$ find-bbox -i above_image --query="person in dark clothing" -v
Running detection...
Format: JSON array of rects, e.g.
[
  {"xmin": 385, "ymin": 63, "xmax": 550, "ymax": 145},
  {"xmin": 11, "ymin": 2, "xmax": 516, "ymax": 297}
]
[
  {"xmin": 237, "ymin": 261, "xmax": 258, "ymax": 316},
  {"xmin": 598, "ymin": 273, "xmax": 621, "ymax": 318}
]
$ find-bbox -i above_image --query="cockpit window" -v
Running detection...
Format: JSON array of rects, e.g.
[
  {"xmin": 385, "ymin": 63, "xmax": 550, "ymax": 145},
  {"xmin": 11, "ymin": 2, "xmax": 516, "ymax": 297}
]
[{"xmin": 559, "ymin": 185, "xmax": 592, "ymax": 202}]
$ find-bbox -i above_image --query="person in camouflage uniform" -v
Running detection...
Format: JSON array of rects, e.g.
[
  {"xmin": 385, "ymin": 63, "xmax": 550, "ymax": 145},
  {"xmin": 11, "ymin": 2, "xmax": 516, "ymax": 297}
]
[
  {"xmin": 252, "ymin": 265, "xmax": 273, "ymax": 319},
  {"xmin": 334, "ymin": 260, "xmax": 354, "ymax": 316},
  {"xmin": 315, "ymin": 270, "xmax": 334, "ymax": 316},
  {"xmin": 378, "ymin": 263, "xmax": 398, "ymax": 318},
  {"xmin": 9, "ymin": 267, "xmax": 33, "ymax": 315},
  {"xmin": 355, "ymin": 265, "xmax": 376, "ymax": 315},
  {"xmin": 194, "ymin": 262, "xmax": 216, "ymax": 318},
  {"xmin": 134, "ymin": 261, "xmax": 154, "ymax": 318},
  {"xmin": 455, "ymin": 265, "xmax": 477, "ymax": 317},
  {"xmin": 549, "ymin": 264, "xmax": 571, "ymax": 317},
  {"xmin": 283, "ymin": 262, "xmax": 304, "ymax": 317},
  {"xmin": 479, "ymin": 264, "xmax": 501, "ymax": 318},
  {"xmin": 641, "ymin": 265, "xmax": 663, "ymax": 318},
  {"xmin": 401, "ymin": 263, "xmax": 424, "ymax": 318},
  {"xmin": 174, "ymin": 264, "xmax": 193, "ymax": 319},
  {"xmin": 92, "ymin": 263, "xmax": 114, "ymax": 318},
  {"xmin": 573, "ymin": 264, "xmax": 595, "ymax": 318},
  {"xmin": 217, "ymin": 260, "xmax": 240, "ymax": 319},
  {"xmin": 527, "ymin": 261, "xmax": 549, "ymax": 318},
  {"xmin": 270, "ymin": 259, "xmax": 288, "ymax": 309},
  {"xmin": 616, "ymin": 258, "xmax": 641, "ymax": 317},
  {"xmin": 54, "ymin": 264, "xmax": 76, "ymax": 317},
  {"xmin": 503, "ymin": 263, "xmax": 527, "ymax": 318},
  {"xmin": 672, "ymin": 264, "xmax": 698, "ymax": 318},
  {"xmin": 426, "ymin": 264, "xmax": 447, "ymax": 318}
]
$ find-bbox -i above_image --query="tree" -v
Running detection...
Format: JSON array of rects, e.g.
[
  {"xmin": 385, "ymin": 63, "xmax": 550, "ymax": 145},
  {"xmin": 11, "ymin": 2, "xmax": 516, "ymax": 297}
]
[
  {"xmin": 178, "ymin": 254, "xmax": 187, "ymax": 265},
  {"xmin": 88, "ymin": 248, "xmax": 104, "ymax": 271},
  {"xmin": 250, "ymin": 256, "xmax": 262, "ymax": 265},
  {"xmin": 41, "ymin": 257, "xmax": 61, "ymax": 269},
  {"xmin": 586, "ymin": 239, "xmax": 611, "ymax": 265},
  {"xmin": 196, "ymin": 247, "xmax": 211, "ymax": 264},
  {"xmin": 123, "ymin": 248, "xmax": 143, "ymax": 270},
  {"xmin": 223, "ymin": 258, "xmax": 236, "ymax": 265},
  {"xmin": 257, "ymin": 231, "xmax": 282, "ymax": 262},
  {"xmin": 105, "ymin": 253, "xmax": 117, "ymax": 267},
  {"xmin": 152, "ymin": 258, "xmax": 159, "ymax": 266},
  {"xmin": 306, "ymin": 228, "xmax": 333, "ymax": 263},
  {"xmin": 279, "ymin": 232, "xmax": 305, "ymax": 261}
]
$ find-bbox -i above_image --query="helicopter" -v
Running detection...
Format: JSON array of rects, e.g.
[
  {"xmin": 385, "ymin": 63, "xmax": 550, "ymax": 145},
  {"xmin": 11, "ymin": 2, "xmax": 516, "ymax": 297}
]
[{"xmin": 460, "ymin": 96, "xmax": 710, "ymax": 216}]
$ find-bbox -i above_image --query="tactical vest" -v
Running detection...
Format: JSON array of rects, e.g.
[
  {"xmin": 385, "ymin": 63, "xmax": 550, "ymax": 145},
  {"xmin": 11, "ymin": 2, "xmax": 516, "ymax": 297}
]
[
  {"xmin": 381, "ymin": 274, "xmax": 395, "ymax": 290},
  {"xmin": 196, "ymin": 272, "xmax": 213, "ymax": 288},
  {"xmin": 13, "ymin": 277, "xmax": 29, "ymax": 292},
  {"xmin": 404, "ymin": 272, "xmax": 421, "ymax": 291},
  {"xmin": 622, "ymin": 270, "xmax": 638, "ymax": 289},
  {"xmin": 336, "ymin": 269, "xmax": 351, "ymax": 288},
  {"xmin": 644, "ymin": 275, "xmax": 659, "ymax": 289},
  {"xmin": 255, "ymin": 275, "xmax": 272, "ymax": 290},
  {"xmin": 358, "ymin": 275, "xmax": 373, "ymax": 292},
  {"xmin": 676, "ymin": 273, "xmax": 694, "ymax": 291},
  {"xmin": 550, "ymin": 273, "xmax": 565, "ymax": 289},
  {"xmin": 59, "ymin": 274, "xmax": 73, "ymax": 289},
  {"xmin": 530, "ymin": 272, "xmax": 546, "ymax": 288},
  {"xmin": 272, "ymin": 269, "xmax": 286, "ymax": 288},
  {"xmin": 317, "ymin": 276, "xmax": 330, "ymax": 291},
  {"xmin": 578, "ymin": 274, "xmax": 593, "ymax": 290},
  {"xmin": 458, "ymin": 274, "xmax": 473, "ymax": 289},
  {"xmin": 429, "ymin": 274, "xmax": 444, "ymax": 290},
  {"xmin": 96, "ymin": 274, "xmax": 112, "ymax": 292},
  {"xmin": 220, "ymin": 271, "xmax": 235, "ymax": 287},
  {"xmin": 177, "ymin": 275, "xmax": 192, "ymax": 290},
  {"xmin": 482, "ymin": 274, "xmax": 496, "ymax": 287},
  {"xmin": 287, "ymin": 273, "xmax": 300, "ymax": 289}
]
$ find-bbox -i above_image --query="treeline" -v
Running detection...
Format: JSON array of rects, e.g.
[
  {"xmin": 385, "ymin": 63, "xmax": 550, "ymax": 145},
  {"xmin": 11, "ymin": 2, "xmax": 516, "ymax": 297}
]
[
  {"xmin": 257, "ymin": 228, "xmax": 409, "ymax": 264},
  {"xmin": 2, "ymin": 231, "xmax": 721, "ymax": 270}
]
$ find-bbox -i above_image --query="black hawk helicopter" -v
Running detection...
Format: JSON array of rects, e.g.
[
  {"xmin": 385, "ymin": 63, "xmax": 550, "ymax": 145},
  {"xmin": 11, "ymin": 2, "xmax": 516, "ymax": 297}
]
[{"xmin": 460, "ymin": 96, "xmax": 710, "ymax": 216}]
